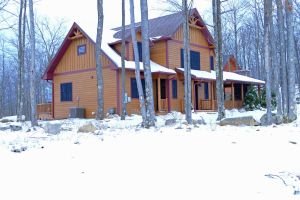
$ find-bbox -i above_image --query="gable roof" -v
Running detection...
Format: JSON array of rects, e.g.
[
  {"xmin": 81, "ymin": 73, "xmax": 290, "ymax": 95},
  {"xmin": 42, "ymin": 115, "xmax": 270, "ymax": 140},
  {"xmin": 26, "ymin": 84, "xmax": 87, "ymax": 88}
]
[{"xmin": 111, "ymin": 8, "xmax": 214, "ymax": 46}]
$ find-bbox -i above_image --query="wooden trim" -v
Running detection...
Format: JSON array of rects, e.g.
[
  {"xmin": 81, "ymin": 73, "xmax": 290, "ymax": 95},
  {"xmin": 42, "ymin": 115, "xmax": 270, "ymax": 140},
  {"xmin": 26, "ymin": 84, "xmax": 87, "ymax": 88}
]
[
  {"xmin": 52, "ymin": 82, "xmax": 55, "ymax": 119},
  {"xmin": 158, "ymin": 78, "xmax": 161, "ymax": 112},
  {"xmin": 231, "ymin": 82, "xmax": 235, "ymax": 107},
  {"xmin": 241, "ymin": 84, "xmax": 244, "ymax": 102},
  {"xmin": 167, "ymin": 79, "xmax": 171, "ymax": 112},
  {"xmin": 53, "ymin": 65, "xmax": 112, "ymax": 77},
  {"xmin": 166, "ymin": 40, "xmax": 169, "ymax": 67},
  {"xmin": 170, "ymin": 39, "xmax": 211, "ymax": 50},
  {"xmin": 116, "ymin": 70, "xmax": 120, "ymax": 114}
]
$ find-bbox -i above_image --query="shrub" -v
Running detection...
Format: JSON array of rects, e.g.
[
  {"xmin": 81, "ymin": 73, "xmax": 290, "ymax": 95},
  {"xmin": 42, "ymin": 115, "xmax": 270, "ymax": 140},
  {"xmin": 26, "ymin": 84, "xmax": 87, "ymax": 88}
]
[
  {"xmin": 244, "ymin": 86, "xmax": 260, "ymax": 111},
  {"xmin": 260, "ymin": 88, "xmax": 277, "ymax": 109}
]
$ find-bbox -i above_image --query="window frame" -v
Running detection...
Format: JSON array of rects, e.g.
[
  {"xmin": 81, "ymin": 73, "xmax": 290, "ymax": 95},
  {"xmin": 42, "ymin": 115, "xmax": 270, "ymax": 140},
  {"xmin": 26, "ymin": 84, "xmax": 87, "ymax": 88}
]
[
  {"xmin": 172, "ymin": 79, "xmax": 178, "ymax": 99},
  {"xmin": 77, "ymin": 44, "xmax": 86, "ymax": 56},
  {"xmin": 60, "ymin": 82, "xmax": 73, "ymax": 102},
  {"xmin": 180, "ymin": 49, "xmax": 201, "ymax": 70}
]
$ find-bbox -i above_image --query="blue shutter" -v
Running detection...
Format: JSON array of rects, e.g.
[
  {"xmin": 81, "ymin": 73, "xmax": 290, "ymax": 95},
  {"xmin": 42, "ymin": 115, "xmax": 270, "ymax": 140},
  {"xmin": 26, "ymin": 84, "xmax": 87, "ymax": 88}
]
[
  {"xmin": 180, "ymin": 49, "xmax": 184, "ymax": 68},
  {"xmin": 60, "ymin": 83, "xmax": 72, "ymax": 101},
  {"xmin": 131, "ymin": 78, "xmax": 145, "ymax": 98},
  {"xmin": 210, "ymin": 56, "xmax": 214, "ymax": 70},
  {"xmin": 172, "ymin": 80, "xmax": 177, "ymax": 99},
  {"xmin": 204, "ymin": 83, "xmax": 209, "ymax": 100},
  {"xmin": 137, "ymin": 42, "xmax": 143, "ymax": 62}
]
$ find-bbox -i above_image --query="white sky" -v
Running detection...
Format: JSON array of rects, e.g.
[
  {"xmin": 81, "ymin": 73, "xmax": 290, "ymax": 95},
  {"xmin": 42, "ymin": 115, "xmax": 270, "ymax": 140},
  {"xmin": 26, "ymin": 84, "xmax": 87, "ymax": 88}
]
[{"xmin": 35, "ymin": 0, "xmax": 212, "ymax": 36}]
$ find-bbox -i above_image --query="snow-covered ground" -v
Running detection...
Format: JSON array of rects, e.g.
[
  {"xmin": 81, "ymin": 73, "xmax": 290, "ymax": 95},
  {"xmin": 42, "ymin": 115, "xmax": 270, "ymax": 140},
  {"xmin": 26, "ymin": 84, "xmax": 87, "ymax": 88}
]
[{"xmin": 1, "ymin": 106, "xmax": 300, "ymax": 200}]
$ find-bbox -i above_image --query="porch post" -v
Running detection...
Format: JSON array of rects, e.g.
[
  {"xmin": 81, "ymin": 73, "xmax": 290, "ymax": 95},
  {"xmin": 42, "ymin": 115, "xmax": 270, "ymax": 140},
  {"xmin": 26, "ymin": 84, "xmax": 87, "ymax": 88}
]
[
  {"xmin": 241, "ymin": 84, "xmax": 244, "ymax": 102},
  {"xmin": 158, "ymin": 78, "xmax": 161, "ymax": 112},
  {"xmin": 192, "ymin": 80, "xmax": 195, "ymax": 110},
  {"xmin": 231, "ymin": 82, "xmax": 235, "ymax": 108},
  {"xmin": 210, "ymin": 82, "xmax": 214, "ymax": 110},
  {"xmin": 258, "ymin": 84, "xmax": 261, "ymax": 97}
]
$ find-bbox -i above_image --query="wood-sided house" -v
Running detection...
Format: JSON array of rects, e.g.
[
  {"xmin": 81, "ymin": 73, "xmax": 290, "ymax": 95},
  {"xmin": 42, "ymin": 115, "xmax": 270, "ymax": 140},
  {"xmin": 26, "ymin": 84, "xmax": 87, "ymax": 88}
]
[{"xmin": 40, "ymin": 8, "xmax": 264, "ymax": 119}]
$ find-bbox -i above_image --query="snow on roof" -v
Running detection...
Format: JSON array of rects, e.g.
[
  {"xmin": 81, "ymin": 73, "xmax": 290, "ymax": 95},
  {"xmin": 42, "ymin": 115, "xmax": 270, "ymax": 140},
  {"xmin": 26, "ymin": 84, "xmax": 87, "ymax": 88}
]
[
  {"xmin": 177, "ymin": 68, "xmax": 265, "ymax": 84},
  {"xmin": 83, "ymin": 26, "xmax": 175, "ymax": 74}
]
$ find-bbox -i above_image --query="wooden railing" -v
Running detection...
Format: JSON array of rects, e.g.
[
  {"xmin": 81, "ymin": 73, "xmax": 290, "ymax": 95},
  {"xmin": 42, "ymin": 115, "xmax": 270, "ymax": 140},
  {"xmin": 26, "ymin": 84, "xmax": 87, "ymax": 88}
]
[
  {"xmin": 224, "ymin": 100, "xmax": 243, "ymax": 109},
  {"xmin": 37, "ymin": 103, "xmax": 52, "ymax": 120},
  {"xmin": 199, "ymin": 100, "xmax": 212, "ymax": 110},
  {"xmin": 160, "ymin": 98, "xmax": 168, "ymax": 112}
]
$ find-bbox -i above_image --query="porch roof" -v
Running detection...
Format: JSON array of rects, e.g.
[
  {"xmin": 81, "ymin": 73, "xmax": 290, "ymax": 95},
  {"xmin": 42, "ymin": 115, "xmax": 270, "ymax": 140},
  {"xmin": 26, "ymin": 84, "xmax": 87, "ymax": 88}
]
[{"xmin": 176, "ymin": 68, "xmax": 265, "ymax": 84}]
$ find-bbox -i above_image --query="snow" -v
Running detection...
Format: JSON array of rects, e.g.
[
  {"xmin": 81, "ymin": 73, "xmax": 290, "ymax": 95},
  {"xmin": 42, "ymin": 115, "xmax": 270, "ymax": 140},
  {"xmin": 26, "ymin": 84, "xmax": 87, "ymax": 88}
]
[
  {"xmin": 1, "ymin": 106, "xmax": 300, "ymax": 200},
  {"xmin": 178, "ymin": 68, "xmax": 265, "ymax": 84}
]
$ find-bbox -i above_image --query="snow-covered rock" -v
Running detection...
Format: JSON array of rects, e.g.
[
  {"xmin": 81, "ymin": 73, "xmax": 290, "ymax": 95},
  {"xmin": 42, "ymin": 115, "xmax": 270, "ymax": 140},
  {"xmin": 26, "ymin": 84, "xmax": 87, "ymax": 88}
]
[
  {"xmin": 165, "ymin": 118, "xmax": 177, "ymax": 126},
  {"xmin": 0, "ymin": 125, "xmax": 10, "ymax": 131},
  {"xmin": 9, "ymin": 123, "xmax": 22, "ymax": 131},
  {"xmin": 220, "ymin": 116, "xmax": 259, "ymax": 126},
  {"xmin": 260, "ymin": 113, "xmax": 283, "ymax": 126},
  {"xmin": 44, "ymin": 122, "xmax": 62, "ymax": 135},
  {"xmin": 78, "ymin": 122, "xmax": 98, "ymax": 133}
]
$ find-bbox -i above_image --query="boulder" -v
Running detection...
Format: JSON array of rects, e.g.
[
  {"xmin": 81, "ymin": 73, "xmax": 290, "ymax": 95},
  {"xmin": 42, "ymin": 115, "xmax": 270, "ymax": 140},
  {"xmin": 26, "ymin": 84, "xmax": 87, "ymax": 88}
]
[
  {"xmin": 44, "ymin": 122, "xmax": 61, "ymax": 135},
  {"xmin": 260, "ymin": 113, "xmax": 283, "ymax": 126},
  {"xmin": 165, "ymin": 118, "xmax": 176, "ymax": 126},
  {"xmin": 10, "ymin": 123, "xmax": 22, "ymax": 131},
  {"xmin": 220, "ymin": 116, "xmax": 259, "ymax": 126},
  {"xmin": 0, "ymin": 118, "xmax": 14, "ymax": 123},
  {"xmin": 78, "ymin": 122, "xmax": 97, "ymax": 133},
  {"xmin": 0, "ymin": 125, "xmax": 10, "ymax": 131},
  {"xmin": 192, "ymin": 116, "xmax": 206, "ymax": 125}
]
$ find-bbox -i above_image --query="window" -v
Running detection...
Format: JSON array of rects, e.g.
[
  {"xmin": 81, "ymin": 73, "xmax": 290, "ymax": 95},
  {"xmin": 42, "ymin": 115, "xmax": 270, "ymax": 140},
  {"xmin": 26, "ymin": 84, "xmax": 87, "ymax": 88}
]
[
  {"xmin": 137, "ymin": 42, "xmax": 143, "ymax": 62},
  {"xmin": 204, "ymin": 82, "xmax": 209, "ymax": 100},
  {"xmin": 60, "ymin": 83, "xmax": 72, "ymax": 102},
  {"xmin": 77, "ymin": 44, "xmax": 86, "ymax": 55},
  {"xmin": 180, "ymin": 49, "xmax": 201, "ymax": 70},
  {"xmin": 131, "ymin": 78, "xmax": 145, "ymax": 98},
  {"xmin": 172, "ymin": 80, "xmax": 177, "ymax": 99},
  {"xmin": 210, "ymin": 56, "xmax": 214, "ymax": 70}
]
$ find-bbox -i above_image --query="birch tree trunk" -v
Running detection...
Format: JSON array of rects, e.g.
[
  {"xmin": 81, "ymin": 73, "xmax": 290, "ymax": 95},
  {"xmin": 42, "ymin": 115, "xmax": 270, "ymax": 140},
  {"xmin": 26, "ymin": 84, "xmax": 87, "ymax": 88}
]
[
  {"xmin": 95, "ymin": 0, "xmax": 104, "ymax": 120},
  {"xmin": 213, "ymin": 0, "xmax": 225, "ymax": 120},
  {"xmin": 121, "ymin": 0, "xmax": 126, "ymax": 120},
  {"xmin": 17, "ymin": 0, "xmax": 26, "ymax": 122},
  {"xmin": 28, "ymin": 0, "xmax": 37, "ymax": 126},
  {"xmin": 285, "ymin": 0, "xmax": 297, "ymax": 121},
  {"xmin": 182, "ymin": 0, "xmax": 192, "ymax": 124},
  {"xmin": 129, "ymin": 0, "xmax": 147, "ymax": 126},
  {"xmin": 276, "ymin": 0, "xmax": 288, "ymax": 118},
  {"xmin": 140, "ymin": 0, "xmax": 156, "ymax": 127},
  {"xmin": 0, "ymin": 45, "xmax": 4, "ymax": 118}
]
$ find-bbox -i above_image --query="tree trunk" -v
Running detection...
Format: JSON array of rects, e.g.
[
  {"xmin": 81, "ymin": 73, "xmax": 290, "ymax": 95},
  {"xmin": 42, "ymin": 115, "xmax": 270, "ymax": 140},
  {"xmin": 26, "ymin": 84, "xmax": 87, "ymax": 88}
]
[
  {"xmin": 263, "ymin": 0, "xmax": 272, "ymax": 125},
  {"xmin": 213, "ymin": 0, "xmax": 225, "ymax": 120},
  {"xmin": 182, "ymin": 0, "xmax": 192, "ymax": 124},
  {"xmin": 28, "ymin": 0, "xmax": 37, "ymax": 126},
  {"xmin": 285, "ymin": 0, "xmax": 297, "ymax": 121},
  {"xmin": 140, "ymin": 0, "xmax": 156, "ymax": 127},
  {"xmin": 276, "ymin": 0, "xmax": 288, "ymax": 118},
  {"xmin": 95, "ymin": 0, "xmax": 104, "ymax": 120},
  {"xmin": 121, "ymin": 0, "xmax": 126, "ymax": 120},
  {"xmin": 129, "ymin": 0, "xmax": 147, "ymax": 125},
  {"xmin": 17, "ymin": 0, "xmax": 26, "ymax": 122},
  {"xmin": 0, "ymin": 46, "xmax": 4, "ymax": 118}
]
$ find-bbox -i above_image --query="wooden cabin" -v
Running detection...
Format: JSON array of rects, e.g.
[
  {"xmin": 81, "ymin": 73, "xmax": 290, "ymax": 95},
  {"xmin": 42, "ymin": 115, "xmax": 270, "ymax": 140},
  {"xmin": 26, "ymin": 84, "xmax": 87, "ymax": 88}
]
[{"xmin": 41, "ymin": 8, "xmax": 264, "ymax": 119}]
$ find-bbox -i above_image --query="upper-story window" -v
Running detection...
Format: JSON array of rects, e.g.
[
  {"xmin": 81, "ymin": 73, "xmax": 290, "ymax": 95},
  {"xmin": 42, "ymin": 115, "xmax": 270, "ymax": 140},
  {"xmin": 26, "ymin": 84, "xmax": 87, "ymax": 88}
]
[
  {"xmin": 180, "ymin": 49, "xmax": 200, "ymax": 70},
  {"xmin": 137, "ymin": 42, "xmax": 143, "ymax": 62},
  {"xmin": 77, "ymin": 44, "xmax": 86, "ymax": 55},
  {"xmin": 210, "ymin": 56, "xmax": 214, "ymax": 70}
]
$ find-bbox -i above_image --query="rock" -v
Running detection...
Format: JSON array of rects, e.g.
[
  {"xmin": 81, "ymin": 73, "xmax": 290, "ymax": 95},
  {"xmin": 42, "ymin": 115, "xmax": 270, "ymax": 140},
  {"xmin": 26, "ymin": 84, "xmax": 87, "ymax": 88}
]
[
  {"xmin": 192, "ymin": 116, "xmax": 206, "ymax": 125},
  {"xmin": 0, "ymin": 118, "xmax": 14, "ymax": 123},
  {"xmin": 220, "ymin": 116, "xmax": 259, "ymax": 126},
  {"xmin": 78, "ymin": 123, "xmax": 97, "ymax": 133},
  {"xmin": 44, "ymin": 122, "xmax": 61, "ymax": 135},
  {"xmin": 10, "ymin": 123, "xmax": 22, "ymax": 131},
  {"xmin": 0, "ymin": 125, "xmax": 10, "ymax": 131},
  {"xmin": 165, "ymin": 118, "xmax": 176, "ymax": 126},
  {"xmin": 260, "ymin": 113, "xmax": 283, "ymax": 126},
  {"xmin": 11, "ymin": 145, "xmax": 27, "ymax": 153}
]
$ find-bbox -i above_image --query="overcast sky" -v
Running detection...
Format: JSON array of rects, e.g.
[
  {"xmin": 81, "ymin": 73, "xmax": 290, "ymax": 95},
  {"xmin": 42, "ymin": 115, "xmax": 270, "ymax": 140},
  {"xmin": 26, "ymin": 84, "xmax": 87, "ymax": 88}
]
[{"xmin": 35, "ymin": 0, "xmax": 212, "ymax": 36}]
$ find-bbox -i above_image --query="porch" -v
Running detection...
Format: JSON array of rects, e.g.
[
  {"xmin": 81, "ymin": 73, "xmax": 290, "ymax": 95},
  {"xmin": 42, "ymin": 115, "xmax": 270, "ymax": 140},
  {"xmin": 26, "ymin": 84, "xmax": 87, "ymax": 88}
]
[{"xmin": 37, "ymin": 103, "xmax": 53, "ymax": 120}]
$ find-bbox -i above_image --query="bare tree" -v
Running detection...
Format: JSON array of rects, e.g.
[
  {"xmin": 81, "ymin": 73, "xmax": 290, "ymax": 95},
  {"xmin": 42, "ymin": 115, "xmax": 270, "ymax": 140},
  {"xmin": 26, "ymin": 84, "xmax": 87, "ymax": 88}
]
[
  {"xmin": 140, "ymin": 0, "xmax": 156, "ymax": 127},
  {"xmin": 182, "ymin": 0, "xmax": 192, "ymax": 124},
  {"xmin": 95, "ymin": 0, "xmax": 104, "ymax": 120},
  {"xmin": 213, "ymin": 0, "xmax": 225, "ymax": 120},
  {"xmin": 276, "ymin": 0, "xmax": 288, "ymax": 119},
  {"xmin": 129, "ymin": 0, "xmax": 147, "ymax": 125},
  {"xmin": 263, "ymin": 0, "xmax": 272, "ymax": 125},
  {"xmin": 28, "ymin": 0, "xmax": 37, "ymax": 126},
  {"xmin": 285, "ymin": 0, "xmax": 297, "ymax": 121},
  {"xmin": 17, "ymin": 0, "xmax": 26, "ymax": 122},
  {"xmin": 121, "ymin": 0, "xmax": 126, "ymax": 120}
]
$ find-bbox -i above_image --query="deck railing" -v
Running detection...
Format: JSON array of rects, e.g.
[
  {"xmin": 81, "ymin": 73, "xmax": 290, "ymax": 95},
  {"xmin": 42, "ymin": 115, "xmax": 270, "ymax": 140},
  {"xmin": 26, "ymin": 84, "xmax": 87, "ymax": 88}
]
[
  {"xmin": 37, "ymin": 103, "xmax": 52, "ymax": 120},
  {"xmin": 160, "ymin": 98, "xmax": 168, "ymax": 112}
]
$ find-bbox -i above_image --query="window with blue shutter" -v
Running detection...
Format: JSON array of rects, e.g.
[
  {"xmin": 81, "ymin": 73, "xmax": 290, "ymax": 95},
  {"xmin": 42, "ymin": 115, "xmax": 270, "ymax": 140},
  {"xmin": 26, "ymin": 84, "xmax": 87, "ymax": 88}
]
[
  {"xmin": 131, "ymin": 78, "xmax": 145, "ymax": 98},
  {"xmin": 137, "ymin": 42, "xmax": 143, "ymax": 62},
  {"xmin": 180, "ymin": 49, "xmax": 200, "ymax": 70},
  {"xmin": 204, "ymin": 82, "xmax": 209, "ymax": 100},
  {"xmin": 60, "ymin": 83, "xmax": 72, "ymax": 102},
  {"xmin": 210, "ymin": 56, "xmax": 214, "ymax": 70},
  {"xmin": 172, "ymin": 80, "xmax": 177, "ymax": 99}
]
